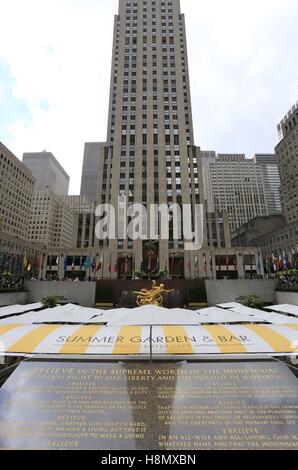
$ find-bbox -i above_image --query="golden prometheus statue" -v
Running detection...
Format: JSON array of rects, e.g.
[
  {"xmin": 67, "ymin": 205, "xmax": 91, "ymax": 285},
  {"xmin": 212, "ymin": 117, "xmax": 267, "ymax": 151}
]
[{"xmin": 134, "ymin": 280, "xmax": 173, "ymax": 307}]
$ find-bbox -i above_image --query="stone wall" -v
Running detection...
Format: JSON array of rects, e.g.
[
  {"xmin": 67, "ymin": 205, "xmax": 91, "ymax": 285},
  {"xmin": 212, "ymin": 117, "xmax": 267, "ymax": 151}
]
[
  {"xmin": 0, "ymin": 292, "xmax": 28, "ymax": 307},
  {"xmin": 275, "ymin": 291, "xmax": 298, "ymax": 305},
  {"xmin": 205, "ymin": 279, "xmax": 279, "ymax": 306},
  {"xmin": 25, "ymin": 281, "xmax": 96, "ymax": 308}
]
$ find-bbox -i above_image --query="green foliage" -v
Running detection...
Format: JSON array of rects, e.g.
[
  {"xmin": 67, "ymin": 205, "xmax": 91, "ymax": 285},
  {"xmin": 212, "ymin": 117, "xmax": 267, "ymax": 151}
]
[
  {"xmin": 41, "ymin": 296, "xmax": 59, "ymax": 309},
  {"xmin": 157, "ymin": 269, "xmax": 168, "ymax": 279},
  {"xmin": 132, "ymin": 269, "xmax": 168, "ymax": 280},
  {"xmin": 133, "ymin": 271, "xmax": 148, "ymax": 279},
  {"xmin": 241, "ymin": 295, "xmax": 265, "ymax": 309},
  {"xmin": 2, "ymin": 272, "xmax": 13, "ymax": 279}
]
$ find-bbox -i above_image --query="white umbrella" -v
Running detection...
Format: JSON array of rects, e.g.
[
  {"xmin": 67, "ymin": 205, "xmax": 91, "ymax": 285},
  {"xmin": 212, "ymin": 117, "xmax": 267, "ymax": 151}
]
[
  {"xmin": 106, "ymin": 305, "xmax": 202, "ymax": 325},
  {"xmin": 0, "ymin": 304, "xmax": 104, "ymax": 325},
  {"xmin": 264, "ymin": 304, "xmax": 298, "ymax": 317},
  {"xmin": 196, "ymin": 306, "xmax": 261, "ymax": 323},
  {"xmin": 0, "ymin": 303, "xmax": 43, "ymax": 318}
]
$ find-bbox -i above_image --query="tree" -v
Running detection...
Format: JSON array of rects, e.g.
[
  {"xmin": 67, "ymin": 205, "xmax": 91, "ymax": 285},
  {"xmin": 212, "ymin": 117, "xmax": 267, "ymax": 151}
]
[
  {"xmin": 241, "ymin": 295, "xmax": 264, "ymax": 309},
  {"xmin": 41, "ymin": 296, "xmax": 59, "ymax": 309}
]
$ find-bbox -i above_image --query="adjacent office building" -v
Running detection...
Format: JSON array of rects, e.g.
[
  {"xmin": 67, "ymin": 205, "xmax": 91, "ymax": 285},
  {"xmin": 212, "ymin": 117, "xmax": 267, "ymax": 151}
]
[
  {"xmin": 29, "ymin": 189, "xmax": 74, "ymax": 248},
  {"xmin": 232, "ymin": 103, "xmax": 298, "ymax": 268},
  {"xmin": 23, "ymin": 151, "xmax": 74, "ymax": 249},
  {"xmin": 206, "ymin": 154, "xmax": 268, "ymax": 232},
  {"xmin": 0, "ymin": 142, "xmax": 43, "ymax": 268},
  {"xmin": 200, "ymin": 150, "xmax": 216, "ymax": 205},
  {"xmin": 63, "ymin": 196, "xmax": 95, "ymax": 249},
  {"xmin": 276, "ymin": 103, "xmax": 298, "ymax": 224},
  {"xmin": 0, "ymin": 142, "xmax": 35, "ymax": 240},
  {"xmin": 260, "ymin": 103, "xmax": 298, "ymax": 261},
  {"xmin": 80, "ymin": 143, "xmax": 104, "ymax": 203},
  {"xmin": 23, "ymin": 151, "xmax": 69, "ymax": 195},
  {"xmin": 253, "ymin": 154, "xmax": 281, "ymax": 215}
]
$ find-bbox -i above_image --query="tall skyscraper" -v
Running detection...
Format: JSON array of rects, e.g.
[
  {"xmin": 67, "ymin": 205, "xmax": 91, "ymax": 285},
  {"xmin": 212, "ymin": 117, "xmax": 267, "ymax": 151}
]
[
  {"xmin": 23, "ymin": 151, "xmax": 69, "ymax": 196},
  {"xmin": 96, "ymin": 0, "xmax": 203, "ymax": 276},
  {"xmin": 253, "ymin": 154, "xmax": 281, "ymax": 215},
  {"xmin": 80, "ymin": 142, "xmax": 104, "ymax": 203}
]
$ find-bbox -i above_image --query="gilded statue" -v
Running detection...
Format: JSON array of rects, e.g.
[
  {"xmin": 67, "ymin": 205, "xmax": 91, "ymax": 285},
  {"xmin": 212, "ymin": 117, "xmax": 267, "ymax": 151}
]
[{"xmin": 134, "ymin": 280, "xmax": 173, "ymax": 307}]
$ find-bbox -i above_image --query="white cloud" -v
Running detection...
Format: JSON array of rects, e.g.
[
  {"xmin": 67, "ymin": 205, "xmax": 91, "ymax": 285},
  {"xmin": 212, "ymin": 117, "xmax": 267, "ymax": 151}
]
[
  {"xmin": 0, "ymin": 82, "xmax": 5, "ymax": 103},
  {"xmin": 290, "ymin": 81, "xmax": 298, "ymax": 104},
  {"xmin": 0, "ymin": 0, "xmax": 117, "ymax": 193},
  {"xmin": 0, "ymin": 0, "xmax": 298, "ymax": 192}
]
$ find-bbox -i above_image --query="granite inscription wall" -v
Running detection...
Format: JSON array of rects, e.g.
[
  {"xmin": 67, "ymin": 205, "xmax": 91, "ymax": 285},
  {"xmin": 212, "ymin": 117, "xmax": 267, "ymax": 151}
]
[{"xmin": 0, "ymin": 361, "xmax": 297, "ymax": 450}]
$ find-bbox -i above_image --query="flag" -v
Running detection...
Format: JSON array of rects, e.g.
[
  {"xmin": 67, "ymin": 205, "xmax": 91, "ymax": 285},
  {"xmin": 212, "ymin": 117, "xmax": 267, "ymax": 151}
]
[
  {"xmin": 26, "ymin": 258, "xmax": 31, "ymax": 272},
  {"xmin": 288, "ymin": 251, "xmax": 293, "ymax": 268},
  {"xmin": 83, "ymin": 257, "xmax": 91, "ymax": 269},
  {"xmin": 279, "ymin": 255, "xmax": 283, "ymax": 271},
  {"xmin": 256, "ymin": 254, "xmax": 261, "ymax": 273},
  {"xmin": 23, "ymin": 255, "xmax": 31, "ymax": 272},
  {"xmin": 272, "ymin": 253, "xmax": 277, "ymax": 272},
  {"xmin": 96, "ymin": 257, "xmax": 103, "ymax": 272},
  {"xmin": 283, "ymin": 251, "xmax": 287, "ymax": 271},
  {"xmin": 203, "ymin": 253, "xmax": 207, "ymax": 273},
  {"xmin": 195, "ymin": 254, "xmax": 199, "ymax": 272},
  {"xmin": 39, "ymin": 255, "xmax": 44, "ymax": 276},
  {"xmin": 114, "ymin": 259, "xmax": 119, "ymax": 273},
  {"xmin": 55, "ymin": 256, "xmax": 59, "ymax": 266},
  {"xmin": 91, "ymin": 257, "xmax": 97, "ymax": 272}
]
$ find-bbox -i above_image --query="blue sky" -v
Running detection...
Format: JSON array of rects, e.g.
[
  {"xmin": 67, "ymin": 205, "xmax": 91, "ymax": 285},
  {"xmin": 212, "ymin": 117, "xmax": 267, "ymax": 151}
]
[
  {"xmin": 0, "ymin": 62, "xmax": 32, "ymax": 138},
  {"xmin": 0, "ymin": 0, "xmax": 298, "ymax": 194}
]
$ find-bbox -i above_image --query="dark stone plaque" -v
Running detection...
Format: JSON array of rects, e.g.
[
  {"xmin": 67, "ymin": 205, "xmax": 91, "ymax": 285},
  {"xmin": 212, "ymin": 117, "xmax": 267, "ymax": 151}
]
[{"xmin": 0, "ymin": 361, "xmax": 297, "ymax": 450}]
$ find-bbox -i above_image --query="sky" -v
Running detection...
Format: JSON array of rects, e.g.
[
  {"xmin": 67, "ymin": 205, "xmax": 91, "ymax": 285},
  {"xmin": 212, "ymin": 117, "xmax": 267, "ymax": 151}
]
[{"xmin": 0, "ymin": 0, "xmax": 297, "ymax": 194}]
